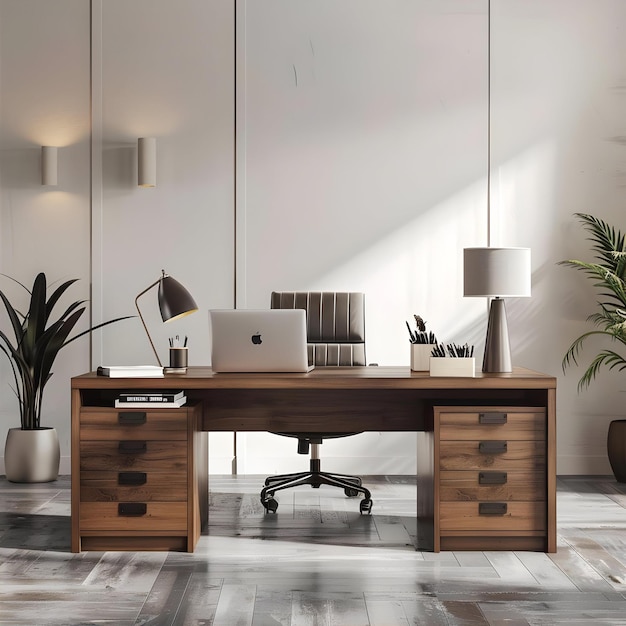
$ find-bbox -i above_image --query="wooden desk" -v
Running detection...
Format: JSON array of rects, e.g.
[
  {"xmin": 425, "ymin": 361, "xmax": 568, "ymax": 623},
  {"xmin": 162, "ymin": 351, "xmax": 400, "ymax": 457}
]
[{"xmin": 71, "ymin": 366, "xmax": 556, "ymax": 553}]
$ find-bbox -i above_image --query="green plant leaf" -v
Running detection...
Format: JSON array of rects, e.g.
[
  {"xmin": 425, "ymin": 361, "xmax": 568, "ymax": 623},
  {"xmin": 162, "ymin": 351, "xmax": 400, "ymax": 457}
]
[
  {"xmin": 560, "ymin": 214, "xmax": 626, "ymax": 392},
  {"xmin": 0, "ymin": 289, "xmax": 25, "ymax": 346},
  {"xmin": 44, "ymin": 278, "xmax": 80, "ymax": 326},
  {"xmin": 22, "ymin": 273, "xmax": 47, "ymax": 368},
  {"xmin": 0, "ymin": 272, "xmax": 135, "ymax": 429}
]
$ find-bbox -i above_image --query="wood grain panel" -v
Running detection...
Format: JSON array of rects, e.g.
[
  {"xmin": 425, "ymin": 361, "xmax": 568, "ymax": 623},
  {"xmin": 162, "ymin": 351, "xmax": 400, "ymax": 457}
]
[
  {"xmin": 79, "ymin": 535, "xmax": 189, "ymax": 552},
  {"xmin": 79, "ymin": 441, "xmax": 188, "ymax": 471},
  {"xmin": 202, "ymin": 388, "xmax": 427, "ymax": 432},
  {"xmin": 71, "ymin": 368, "xmax": 557, "ymax": 553},
  {"xmin": 80, "ymin": 502, "xmax": 187, "ymax": 531},
  {"xmin": 80, "ymin": 470, "xmax": 187, "ymax": 501},
  {"xmin": 439, "ymin": 535, "xmax": 547, "ymax": 551},
  {"xmin": 439, "ymin": 440, "xmax": 545, "ymax": 471},
  {"xmin": 439, "ymin": 409, "xmax": 545, "ymax": 441},
  {"xmin": 80, "ymin": 408, "xmax": 188, "ymax": 441},
  {"xmin": 440, "ymin": 501, "xmax": 546, "ymax": 532},
  {"xmin": 73, "ymin": 365, "xmax": 558, "ymax": 390},
  {"xmin": 439, "ymin": 470, "xmax": 545, "ymax": 501}
]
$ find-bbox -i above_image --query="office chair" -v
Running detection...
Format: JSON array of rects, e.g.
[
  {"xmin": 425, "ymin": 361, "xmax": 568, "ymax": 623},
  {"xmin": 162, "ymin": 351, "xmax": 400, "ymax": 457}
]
[{"xmin": 260, "ymin": 291, "xmax": 373, "ymax": 514}]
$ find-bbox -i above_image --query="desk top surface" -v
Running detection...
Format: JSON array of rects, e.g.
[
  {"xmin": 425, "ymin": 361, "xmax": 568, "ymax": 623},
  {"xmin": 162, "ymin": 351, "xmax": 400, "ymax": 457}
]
[{"xmin": 72, "ymin": 366, "xmax": 556, "ymax": 391}]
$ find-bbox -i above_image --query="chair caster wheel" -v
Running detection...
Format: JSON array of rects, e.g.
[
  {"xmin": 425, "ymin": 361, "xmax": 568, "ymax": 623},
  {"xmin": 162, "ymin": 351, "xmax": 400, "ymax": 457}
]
[
  {"xmin": 344, "ymin": 487, "xmax": 359, "ymax": 497},
  {"xmin": 262, "ymin": 497, "xmax": 278, "ymax": 513},
  {"xmin": 360, "ymin": 498, "xmax": 373, "ymax": 514}
]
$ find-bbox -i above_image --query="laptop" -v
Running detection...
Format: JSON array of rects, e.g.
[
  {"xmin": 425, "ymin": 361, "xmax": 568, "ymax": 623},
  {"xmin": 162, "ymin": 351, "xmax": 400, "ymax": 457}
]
[{"xmin": 209, "ymin": 309, "xmax": 313, "ymax": 373}]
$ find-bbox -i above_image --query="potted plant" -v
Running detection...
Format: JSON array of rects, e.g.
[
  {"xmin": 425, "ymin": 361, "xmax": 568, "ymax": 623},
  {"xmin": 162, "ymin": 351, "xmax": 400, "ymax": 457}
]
[
  {"xmin": 0, "ymin": 272, "xmax": 132, "ymax": 482},
  {"xmin": 560, "ymin": 213, "xmax": 626, "ymax": 481}
]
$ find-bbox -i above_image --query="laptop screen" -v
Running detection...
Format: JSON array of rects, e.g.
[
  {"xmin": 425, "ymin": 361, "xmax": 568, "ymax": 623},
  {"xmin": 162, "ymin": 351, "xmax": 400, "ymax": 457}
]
[{"xmin": 209, "ymin": 309, "xmax": 313, "ymax": 373}]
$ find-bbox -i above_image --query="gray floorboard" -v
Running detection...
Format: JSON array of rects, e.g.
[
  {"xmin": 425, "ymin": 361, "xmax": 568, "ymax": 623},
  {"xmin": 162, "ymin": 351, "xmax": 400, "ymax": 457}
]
[{"xmin": 1, "ymin": 475, "xmax": 626, "ymax": 625}]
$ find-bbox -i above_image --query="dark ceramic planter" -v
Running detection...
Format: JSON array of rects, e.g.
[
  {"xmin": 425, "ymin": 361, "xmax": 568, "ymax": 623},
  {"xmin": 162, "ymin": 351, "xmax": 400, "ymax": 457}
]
[{"xmin": 607, "ymin": 420, "xmax": 626, "ymax": 483}]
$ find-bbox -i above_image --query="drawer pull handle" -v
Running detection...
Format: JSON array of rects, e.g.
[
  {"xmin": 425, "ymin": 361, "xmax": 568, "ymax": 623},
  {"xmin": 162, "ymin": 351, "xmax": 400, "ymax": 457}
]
[
  {"xmin": 118, "ymin": 472, "xmax": 147, "ymax": 485},
  {"xmin": 479, "ymin": 502, "xmax": 507, "ymax": 515},
  {"xmin": 479, "ymin": 412, "xmax": 507, "ymax": 425},
  {"xmin": 479, "ymin": 471, "xmax": 508, "ymax": 485},
  {"xmin": 118, "ymin": 412, "xmax": 147, "ymax": 425},
  {"xmin": 118, "ymin": 441, "xmax": 147, "ymax": 454},
  {"xmin": 118, "ymin": 502, "xmax": 147, "ymax": 516},
  {"xmin": 479, "ymin": 440, "xmax": 507, "ymax": 454}
]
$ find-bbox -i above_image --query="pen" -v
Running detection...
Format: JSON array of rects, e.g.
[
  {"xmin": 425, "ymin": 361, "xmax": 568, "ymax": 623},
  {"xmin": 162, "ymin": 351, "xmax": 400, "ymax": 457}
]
[{"xmin": 406, "ymin": 321, "xmax": 416, "ymax": 343}]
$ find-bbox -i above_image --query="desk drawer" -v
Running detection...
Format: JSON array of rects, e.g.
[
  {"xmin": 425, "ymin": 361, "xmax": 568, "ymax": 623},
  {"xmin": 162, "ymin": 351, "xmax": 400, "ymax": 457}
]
[
  {"xmin": 80, "ymin": 470, "xmax": 187, "ymax": 502},
  {"xmin": 80, "ymin": 502, "xmax": 187, "ymax": 531},
  {"xmin": 439, "ymin": 409, "xmax": 545, "ymax": 441},
  {"xmin": 439, "ymin": 440, "xmax": 545, "ymax": 471},
  {"xmin": 80, "ymin": 440, "xmax": 187, "ymax": 472},
  {"xmin": 80, "ymin": 408, "xmax": 188, "ymax": 441},
  {"xmin": 429, "ymin": 405, "xmax": 550, "ymax": 551},
  {"xmin": 439, "ymin": 470, "xmax": 545, "ymax": 502},
  {"xmin": 440, "ymin": 501, "xmax": 546, "ymax": 532}
]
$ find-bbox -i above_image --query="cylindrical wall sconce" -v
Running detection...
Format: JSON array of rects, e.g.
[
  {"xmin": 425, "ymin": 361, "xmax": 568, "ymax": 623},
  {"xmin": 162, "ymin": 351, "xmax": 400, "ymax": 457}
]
[
  {"xmin": 41, "ymin": 146, "xmax": 58, "ymax": 186},
  {"xmin": 138, "ymin": 137, "xmax": 156, "ymax": 187}
]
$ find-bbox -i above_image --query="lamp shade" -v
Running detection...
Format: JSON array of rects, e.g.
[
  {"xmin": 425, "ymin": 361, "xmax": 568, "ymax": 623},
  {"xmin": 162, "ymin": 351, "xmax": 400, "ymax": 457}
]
[
  {"xmin": 463, "ymin": 247, "xmax": 531, "ymax": 298},
  {"xmin": 158, "ymin": 275, "xmax": 198, "ymax": 322},
  {"xmin": 135, "ymin": 270, "xmax": 198, "ymax": 367}
]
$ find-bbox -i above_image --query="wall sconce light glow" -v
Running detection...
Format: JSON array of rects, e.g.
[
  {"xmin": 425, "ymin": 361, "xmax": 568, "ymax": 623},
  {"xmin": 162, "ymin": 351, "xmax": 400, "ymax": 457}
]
[
  {"xmin": 138, "ymin": 137, "xmax": 156, "ymax": 187},
  {"xmin": 41, "ymin": 146, "xmax": 58, "ymax": 186}
]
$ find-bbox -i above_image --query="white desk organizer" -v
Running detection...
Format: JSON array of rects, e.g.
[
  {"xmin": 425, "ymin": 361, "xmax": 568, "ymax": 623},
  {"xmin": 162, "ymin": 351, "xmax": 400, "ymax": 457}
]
[
  {"xmin": 410, "ymin": 344, "xmax": 436, "ymax": 371},
  {"xmin": 429, "ymin": 357, "xmax": 476, "ymax": 377}
]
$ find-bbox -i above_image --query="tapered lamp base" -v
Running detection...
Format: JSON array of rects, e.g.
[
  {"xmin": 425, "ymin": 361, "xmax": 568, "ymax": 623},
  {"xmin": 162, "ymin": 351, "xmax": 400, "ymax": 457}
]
[{"xmin": 482, "ymin": 297, "xmax": 512, "ymax": 373}]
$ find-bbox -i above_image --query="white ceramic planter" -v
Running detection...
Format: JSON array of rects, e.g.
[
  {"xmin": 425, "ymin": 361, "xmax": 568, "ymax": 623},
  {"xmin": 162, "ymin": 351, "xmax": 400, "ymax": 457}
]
[
  {"xmin": 429, "ymin": 357, "xmax": 476, "ymax": 377},
  {"xmin": 410, "ymin": 344, "xmax": 436, "ymax": 371},
  {"xmin": 4, "ymin": 427, "xmax": 60, "ymax": 483}
]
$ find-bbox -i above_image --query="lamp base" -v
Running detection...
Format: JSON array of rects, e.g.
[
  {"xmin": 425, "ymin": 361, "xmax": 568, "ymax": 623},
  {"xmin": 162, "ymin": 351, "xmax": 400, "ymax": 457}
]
[{"xmin": 482, "ymin": 297, "xmax": 512, "ymax": 373}]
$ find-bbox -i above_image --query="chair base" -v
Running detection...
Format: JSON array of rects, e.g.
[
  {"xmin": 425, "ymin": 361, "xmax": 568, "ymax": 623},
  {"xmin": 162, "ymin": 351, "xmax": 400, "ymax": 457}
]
[{"xmin": 260, "ymin": 459, "xmax": 372, "ymax": 514}]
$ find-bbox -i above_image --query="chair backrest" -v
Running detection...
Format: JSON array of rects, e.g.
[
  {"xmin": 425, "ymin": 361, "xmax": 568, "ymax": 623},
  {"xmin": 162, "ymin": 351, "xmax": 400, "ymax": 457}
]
[{"xmin": 270, "ymin": 292, "xmax": 365, "ymax": 366}]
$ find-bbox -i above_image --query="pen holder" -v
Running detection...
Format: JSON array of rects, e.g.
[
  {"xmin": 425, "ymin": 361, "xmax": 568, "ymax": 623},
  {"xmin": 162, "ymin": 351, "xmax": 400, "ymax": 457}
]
[
  {"xmin": 429, "ymin": 356, "xmax": 475, "ymax": 377},
  {"xmin": 168, "ymin": 347, "xmax": 188, "ymax": 370},
  {"xmin": 410, "ymin": 344, "xmax": 435, "ymax": 371}
]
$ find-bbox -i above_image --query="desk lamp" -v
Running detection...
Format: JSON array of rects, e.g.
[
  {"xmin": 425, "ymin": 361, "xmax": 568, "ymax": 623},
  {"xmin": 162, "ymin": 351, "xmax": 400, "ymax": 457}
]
[
  {"xmin": 135, "ymin": 270, "xmax": 198, "ymax": 367},
  {"xmin": 463, "ymin": 247, "xmax": 531, "ymax": 373}
]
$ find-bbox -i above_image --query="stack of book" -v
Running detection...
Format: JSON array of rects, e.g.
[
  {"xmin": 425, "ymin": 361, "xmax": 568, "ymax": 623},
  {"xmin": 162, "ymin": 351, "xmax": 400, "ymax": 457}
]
[
  {"xmin": 114, "ymin": 390, "xmax": 187, "ymax": 408},
  {"xmin": 97, "ymin": 365, "xmax": 164, "ymax": 378}
]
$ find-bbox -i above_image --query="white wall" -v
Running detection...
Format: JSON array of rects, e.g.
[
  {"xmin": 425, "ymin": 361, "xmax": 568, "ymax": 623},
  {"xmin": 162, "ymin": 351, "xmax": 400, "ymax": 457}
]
[
  {"xmin": 92, "ymin": 0, "xmax": 236, "ymax": 473},
  {"xmin": 0, "ymin": 0, "xmax": 91, "ymax": 474},
  {"xmin": 236, "ymin": 0, "xmax": 487, "ymax": 473},
  {"xmin": 1, "ymin": 0, "xmax": 625, "ymax": 475},
  {"xmin": 491, "ymin": 0, "xmax": 626, "ymax": 474},
  {"xmin": 93, "ymin": 0, "xmax": 235, "ymax": 367}
]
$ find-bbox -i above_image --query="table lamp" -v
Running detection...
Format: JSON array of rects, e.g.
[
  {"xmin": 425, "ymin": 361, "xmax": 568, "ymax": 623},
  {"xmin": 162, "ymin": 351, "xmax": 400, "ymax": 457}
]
[
  {"xmin": 463, "ymin": 247, "xmax": 531, "ymax": 373},
  {"xmin": 135, "ymin": 270, "xmax": 198, "ymax": 367}
]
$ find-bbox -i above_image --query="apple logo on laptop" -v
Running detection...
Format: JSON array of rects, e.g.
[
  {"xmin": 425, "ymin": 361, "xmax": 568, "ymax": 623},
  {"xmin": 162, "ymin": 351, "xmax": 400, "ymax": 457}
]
[{"xmin": 251, "ymin": 332, "xmax": 262, "ymax": 345}]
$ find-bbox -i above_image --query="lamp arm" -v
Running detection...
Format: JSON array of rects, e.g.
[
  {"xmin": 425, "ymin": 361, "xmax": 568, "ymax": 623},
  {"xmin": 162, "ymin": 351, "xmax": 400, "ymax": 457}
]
[{"xmin": 135, "ymin": 279, "xmax": 163, "ymax": 367}]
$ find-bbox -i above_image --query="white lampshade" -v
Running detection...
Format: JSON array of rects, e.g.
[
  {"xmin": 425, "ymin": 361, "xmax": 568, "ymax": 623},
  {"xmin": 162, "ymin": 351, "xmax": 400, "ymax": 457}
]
[
  {"xmin": 463, "ymin": 247, "xmax": 531, "ymax": 298},
  {"xmin": 463, "ymin": 247, "xmax": 531, "ymax": 373},
  {"xmin": 41, "ymin": 146, "xmax": 58, "ymax": 186},
  {"xmin": 138, "ymin": 137, "xmax": 156, "ymax": 187}
]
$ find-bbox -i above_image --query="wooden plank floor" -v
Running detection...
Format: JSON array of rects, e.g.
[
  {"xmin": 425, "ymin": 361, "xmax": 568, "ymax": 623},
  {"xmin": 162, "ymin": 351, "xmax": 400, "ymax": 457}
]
[{"xmin": 1, "ymin": 475, "xmax": 626, "ymax": 625}]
